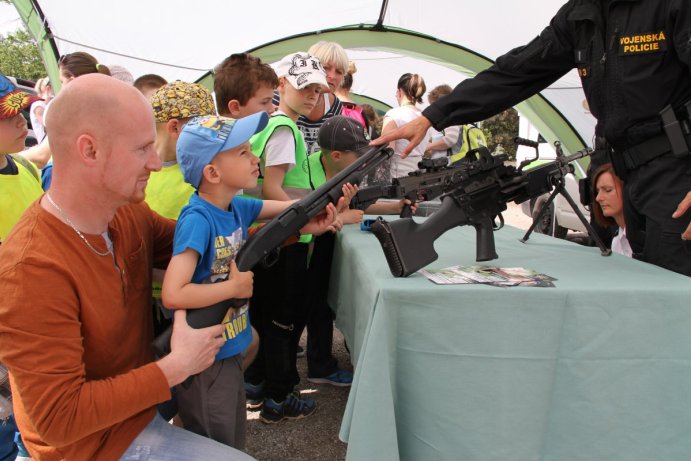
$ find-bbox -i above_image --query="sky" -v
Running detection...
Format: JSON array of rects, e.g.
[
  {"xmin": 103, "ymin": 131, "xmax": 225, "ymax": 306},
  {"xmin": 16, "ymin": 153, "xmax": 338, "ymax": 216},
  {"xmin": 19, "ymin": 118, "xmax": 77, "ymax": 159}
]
[{"xmin": 0, "ymin": 3, "xmax": 21, "ymax": 36}]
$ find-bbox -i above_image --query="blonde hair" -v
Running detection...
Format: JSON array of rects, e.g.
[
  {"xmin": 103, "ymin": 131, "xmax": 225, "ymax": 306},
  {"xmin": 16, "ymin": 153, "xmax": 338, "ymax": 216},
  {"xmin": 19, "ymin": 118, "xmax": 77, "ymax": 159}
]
[
  {"xmin": 34, "ymin": 77, "xmax": 51, "ymax": 97},
  {"xmin": 308, "ymin": 41, "xmax": 349, "ymax": 74},
  {"xmin": 397, "ymin": 73, "xmax": 426, "ymax": 105}
]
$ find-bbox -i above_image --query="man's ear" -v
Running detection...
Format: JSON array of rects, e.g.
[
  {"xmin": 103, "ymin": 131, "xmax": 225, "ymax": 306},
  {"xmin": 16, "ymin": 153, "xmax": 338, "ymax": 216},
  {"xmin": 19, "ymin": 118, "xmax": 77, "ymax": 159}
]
[
  {"xmin": 75, "ymin": 134, "xmax": 99, "ymax": 165},
  {"xmin": 227, "ymin": 100, "xmax": 242, "ymax": 118}
]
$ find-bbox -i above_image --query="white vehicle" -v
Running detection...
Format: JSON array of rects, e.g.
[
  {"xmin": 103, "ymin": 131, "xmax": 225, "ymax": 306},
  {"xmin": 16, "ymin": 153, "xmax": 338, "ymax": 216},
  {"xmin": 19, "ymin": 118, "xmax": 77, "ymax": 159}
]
[{"xmin": 516, "ymin": 120, "xmax": 589, "ymax": 239}]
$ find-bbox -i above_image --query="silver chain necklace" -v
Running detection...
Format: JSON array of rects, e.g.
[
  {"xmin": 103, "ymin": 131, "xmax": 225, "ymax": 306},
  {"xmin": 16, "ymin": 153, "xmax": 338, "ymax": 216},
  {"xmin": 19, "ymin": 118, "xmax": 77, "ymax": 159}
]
[{"xmin": 45, "ymin": 192, "xmax": 111, "ymax": 257}]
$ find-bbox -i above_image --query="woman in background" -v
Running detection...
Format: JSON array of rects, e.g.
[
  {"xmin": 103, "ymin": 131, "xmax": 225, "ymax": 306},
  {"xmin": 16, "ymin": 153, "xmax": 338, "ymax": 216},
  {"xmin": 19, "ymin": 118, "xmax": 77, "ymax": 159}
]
[
  {"xmin": 592, "ymin": 163, "xmax": 632, "ymax": 257},
  {"xmin": 58, "ymin": 51, "xmax": 111, "ymax": 86},
  {"xmin": 30, "ymin": 77, "xmax": 54, "ymax": 144},
  {"xmin": 381, "ymin": 73, "xmax": 433, "ymax": 180}
]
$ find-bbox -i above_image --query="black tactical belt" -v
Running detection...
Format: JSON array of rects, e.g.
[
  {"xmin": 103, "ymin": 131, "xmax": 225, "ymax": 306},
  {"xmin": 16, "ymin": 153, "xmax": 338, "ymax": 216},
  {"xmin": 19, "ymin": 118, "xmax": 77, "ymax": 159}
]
[{"xmin": 617, "ymin": 132, "xmax": 691, "ymax": 171}]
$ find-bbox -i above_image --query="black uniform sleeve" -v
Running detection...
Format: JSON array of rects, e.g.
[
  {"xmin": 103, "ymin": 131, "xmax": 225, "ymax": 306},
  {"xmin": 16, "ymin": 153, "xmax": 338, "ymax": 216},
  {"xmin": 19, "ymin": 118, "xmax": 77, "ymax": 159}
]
[
  {"xmin": 671, "ymin": 0, "xmax": 691, "ymax": 72},
  {"xmin": 423, "ymin": 2, "xmax": 578, "ymax": 131}
]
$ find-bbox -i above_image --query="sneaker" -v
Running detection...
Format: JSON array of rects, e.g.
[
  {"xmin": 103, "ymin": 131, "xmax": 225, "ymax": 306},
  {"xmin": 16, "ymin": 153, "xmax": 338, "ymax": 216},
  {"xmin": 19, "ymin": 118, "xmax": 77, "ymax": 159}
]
[
  {"xmin": 307, "ymin": 369, "xmax": 353, "ymax": 387},
  {"xmin": 296, "ymin": 345, "xmax": 305, "ymax": 358},
  {"xmin": 260, "ymin": 391, "xmax": 317, "ymax": 424},
  {"xmin": 244, "ymin": 381, "xmax": 264, "ymax": 411}
]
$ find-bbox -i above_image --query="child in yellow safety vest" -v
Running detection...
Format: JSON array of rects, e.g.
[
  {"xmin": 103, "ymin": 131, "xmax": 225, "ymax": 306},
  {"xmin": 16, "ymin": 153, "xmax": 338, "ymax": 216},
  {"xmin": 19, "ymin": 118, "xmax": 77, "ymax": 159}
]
[{"xmin": 0, "ymin": 72, "xmax": 42, "ymax": 460}]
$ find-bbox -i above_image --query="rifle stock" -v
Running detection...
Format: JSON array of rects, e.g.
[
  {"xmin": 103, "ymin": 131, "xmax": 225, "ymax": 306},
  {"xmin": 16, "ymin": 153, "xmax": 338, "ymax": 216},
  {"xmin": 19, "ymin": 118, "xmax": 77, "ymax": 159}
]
[
  {"xmin": 370, "ymin": 182, "xmax": 504, "ymax": 277},
  {"xmin": 152, "ymin": 145, "xmax": 394, "ymax": 357},
  {"xmin": 371, "ymin": 197, "xmax": 468, "ymax": 277}
]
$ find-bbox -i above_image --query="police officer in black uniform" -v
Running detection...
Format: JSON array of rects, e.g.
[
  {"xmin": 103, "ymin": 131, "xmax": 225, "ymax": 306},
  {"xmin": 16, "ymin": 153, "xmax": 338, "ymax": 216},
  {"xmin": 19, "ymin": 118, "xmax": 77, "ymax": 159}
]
[{"xmin": 375, "ymin": 0, "xmax": 691, "ymax": 277}]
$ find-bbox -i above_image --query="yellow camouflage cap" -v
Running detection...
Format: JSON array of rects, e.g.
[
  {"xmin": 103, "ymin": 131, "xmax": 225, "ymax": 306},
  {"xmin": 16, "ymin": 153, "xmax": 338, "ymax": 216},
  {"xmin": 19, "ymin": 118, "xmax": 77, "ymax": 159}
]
[{"xmin": 151, "ymin": 80, "xmax": 215, "ymax": 123}]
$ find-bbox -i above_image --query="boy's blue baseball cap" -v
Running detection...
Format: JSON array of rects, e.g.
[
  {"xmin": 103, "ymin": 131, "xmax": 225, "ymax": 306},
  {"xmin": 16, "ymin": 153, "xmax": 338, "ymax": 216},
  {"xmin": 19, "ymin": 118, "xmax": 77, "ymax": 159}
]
[{"xmin": 177, "ymin": 112, "xmax": 269, "ymax": 188}]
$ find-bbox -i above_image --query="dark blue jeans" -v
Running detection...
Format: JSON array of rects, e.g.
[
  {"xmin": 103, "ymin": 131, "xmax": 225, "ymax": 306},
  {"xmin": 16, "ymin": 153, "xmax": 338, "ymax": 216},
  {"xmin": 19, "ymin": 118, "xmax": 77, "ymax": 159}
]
[
  {"xmin": 0, "ymin": 416, "xmax": 18, "ymax": 461},
  {"xmin": 119, "ymin": 413, "xmax": 253, "ymax": 460}
]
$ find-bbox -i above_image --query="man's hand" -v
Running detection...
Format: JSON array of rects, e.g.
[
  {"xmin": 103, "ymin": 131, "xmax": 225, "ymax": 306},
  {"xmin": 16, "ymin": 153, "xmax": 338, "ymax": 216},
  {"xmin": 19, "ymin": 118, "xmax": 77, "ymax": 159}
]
[
  {"xmin": 672, "ymin": 191, "xmax": 691, "ymax": 240},
  {"xmin": 227, "ymin": 260, "xmax": 254, "ymax": 299},
  {"xmin": 370, "ymin": 116, "xmax": 432, "ymax": 158},
  {"xmin": 157, "ymin": 310, "xmax": 225, "ymax": 387}
]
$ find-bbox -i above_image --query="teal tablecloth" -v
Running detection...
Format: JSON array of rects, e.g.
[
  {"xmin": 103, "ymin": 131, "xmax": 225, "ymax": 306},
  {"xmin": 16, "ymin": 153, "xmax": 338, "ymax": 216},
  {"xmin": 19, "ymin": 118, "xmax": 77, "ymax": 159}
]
[{"xmin": 328, "ymin": 220, "xmax": 691, "ymax": 461}]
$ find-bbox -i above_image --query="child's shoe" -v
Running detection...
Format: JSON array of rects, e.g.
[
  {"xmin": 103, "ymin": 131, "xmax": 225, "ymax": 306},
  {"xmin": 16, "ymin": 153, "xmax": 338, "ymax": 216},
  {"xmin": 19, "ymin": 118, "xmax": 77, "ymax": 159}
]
[
  {"xmin": 244, "ymin": 381, "xmax": 265, "ymax": 411},
  {"xmin": 260, "ymin": 391, "xmax": 317, "ymax": 423}
]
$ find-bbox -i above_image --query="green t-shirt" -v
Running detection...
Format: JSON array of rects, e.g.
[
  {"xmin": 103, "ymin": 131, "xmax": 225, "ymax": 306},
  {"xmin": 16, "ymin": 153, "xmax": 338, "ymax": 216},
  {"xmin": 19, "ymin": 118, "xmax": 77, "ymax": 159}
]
[{"xmin": 144, "ymin": 163, "xmax": 194, "ymax": 220}]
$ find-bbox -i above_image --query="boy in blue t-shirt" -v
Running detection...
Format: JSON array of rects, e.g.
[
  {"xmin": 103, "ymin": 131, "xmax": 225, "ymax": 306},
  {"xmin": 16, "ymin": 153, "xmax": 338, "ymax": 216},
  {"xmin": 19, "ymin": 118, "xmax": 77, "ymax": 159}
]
[{"xmin": 161, "ymin": 113, "xmax": 340, "ymax": 448}]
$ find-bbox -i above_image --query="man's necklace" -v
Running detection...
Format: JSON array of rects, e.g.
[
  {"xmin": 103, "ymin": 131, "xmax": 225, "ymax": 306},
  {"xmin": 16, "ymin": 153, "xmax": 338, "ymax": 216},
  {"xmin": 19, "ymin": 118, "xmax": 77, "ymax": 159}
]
[{"xmin": 45, "ymin": 192, "xmax": 111, "ymax": 257}]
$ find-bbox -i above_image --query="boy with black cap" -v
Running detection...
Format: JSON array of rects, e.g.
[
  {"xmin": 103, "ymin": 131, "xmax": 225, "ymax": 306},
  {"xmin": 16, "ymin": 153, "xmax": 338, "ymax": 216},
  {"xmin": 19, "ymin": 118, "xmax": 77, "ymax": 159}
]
[
  {"xmin": 304, "ymin": 116, "xmax": 414, "ymax": 387},
  {"xmin": 311, "ymin": 115, "xmax": 415, "ymax": 216},
  {"xmin": 161, "ymin": 113, "xmax": 341, "ymax": 447}
]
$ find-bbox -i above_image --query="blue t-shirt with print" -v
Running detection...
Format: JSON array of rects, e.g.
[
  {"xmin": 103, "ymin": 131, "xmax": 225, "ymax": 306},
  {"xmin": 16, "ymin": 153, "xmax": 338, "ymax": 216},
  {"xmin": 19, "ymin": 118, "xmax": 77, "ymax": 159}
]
[{"xmin": 173, "ymin": 193, "xmax": 263, "ymax": 361}]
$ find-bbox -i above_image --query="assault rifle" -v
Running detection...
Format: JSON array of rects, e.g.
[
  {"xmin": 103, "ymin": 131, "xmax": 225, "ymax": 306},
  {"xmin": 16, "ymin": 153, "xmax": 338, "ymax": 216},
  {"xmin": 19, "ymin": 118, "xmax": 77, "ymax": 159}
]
[
  {"xmin": 370, "ymin": 140, "xmax": 611, "ymax": 277},
  {"xmin": 350, "ymin": 156, "xmax": 462, "ymax": 218},
  {"xmin": 152, "ymin": 145, "xmax": 394, "ymax": 356}
]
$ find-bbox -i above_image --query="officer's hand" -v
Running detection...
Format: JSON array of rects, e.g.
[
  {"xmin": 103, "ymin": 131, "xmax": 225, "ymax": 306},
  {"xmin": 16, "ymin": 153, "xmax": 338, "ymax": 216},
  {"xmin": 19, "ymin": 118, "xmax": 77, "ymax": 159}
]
[
  {"xmin": 672, "ymin": 191, "xmax": 691, "ymax": 240},
  {"xmin": 370, "ymin": 116, "xmax": 432, "ymax": 158}
]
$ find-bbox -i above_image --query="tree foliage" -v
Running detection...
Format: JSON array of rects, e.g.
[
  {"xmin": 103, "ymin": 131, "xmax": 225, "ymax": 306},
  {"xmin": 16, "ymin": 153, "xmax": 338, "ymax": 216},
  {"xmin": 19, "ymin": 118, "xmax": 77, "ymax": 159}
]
[
  {"xmin": 480, "ymin": 108, "xmax": 519, "ymax": 160},
  {"xmin": 0, "ymin": 27, "xmax": 45, "ymax": 81}
]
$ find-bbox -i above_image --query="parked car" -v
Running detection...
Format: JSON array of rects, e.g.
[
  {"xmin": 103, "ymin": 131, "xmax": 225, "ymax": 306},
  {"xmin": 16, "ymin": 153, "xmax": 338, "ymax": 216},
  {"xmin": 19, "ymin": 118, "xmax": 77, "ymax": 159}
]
[{"xmin": 516, "ymin": 137, "xmax": 590, "ymax": 239}]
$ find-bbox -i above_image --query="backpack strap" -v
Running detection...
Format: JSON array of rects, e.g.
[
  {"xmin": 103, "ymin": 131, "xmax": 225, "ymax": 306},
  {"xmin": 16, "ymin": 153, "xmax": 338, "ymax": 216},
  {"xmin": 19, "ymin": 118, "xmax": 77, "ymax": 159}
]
[{"xmin": 9, "ymin": 154, "xmax": 40, "ymax": 182}]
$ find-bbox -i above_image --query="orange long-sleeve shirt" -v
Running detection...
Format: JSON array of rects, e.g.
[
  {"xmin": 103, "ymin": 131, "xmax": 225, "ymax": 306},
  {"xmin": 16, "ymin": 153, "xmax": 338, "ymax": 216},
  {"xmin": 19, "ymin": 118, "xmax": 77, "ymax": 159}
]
[{"xmin": 0, "ymin": 200, "xmax": 175, "ymax": 461}]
